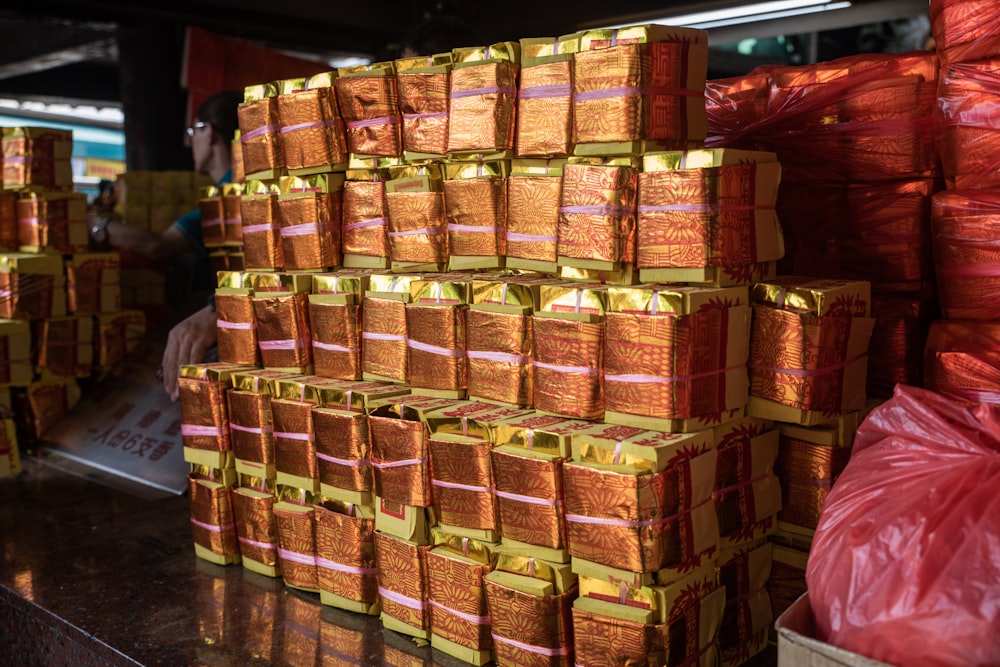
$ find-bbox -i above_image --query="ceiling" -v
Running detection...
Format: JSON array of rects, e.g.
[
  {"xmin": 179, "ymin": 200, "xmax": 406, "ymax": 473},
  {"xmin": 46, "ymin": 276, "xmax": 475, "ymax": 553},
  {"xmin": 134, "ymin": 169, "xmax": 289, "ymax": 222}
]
[{"xmin": 0, "ymin": 0, "xmax": 930, "ymax": 107}]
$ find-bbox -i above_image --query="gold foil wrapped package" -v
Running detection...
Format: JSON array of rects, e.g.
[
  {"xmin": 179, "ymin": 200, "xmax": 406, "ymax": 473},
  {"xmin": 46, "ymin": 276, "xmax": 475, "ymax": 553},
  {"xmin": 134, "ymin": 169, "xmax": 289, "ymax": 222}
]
[
  {"xmin": 749, "ymin": 277, "xmax": 875, "ymax": 424},
  {"xmin": 189, "ymin": 475, "xmax": 239, "ymax": 563},
  {"xmin": 448, "ymin": 57, "xmax": 519, "ymax": 155},
  {"xmin": 35, "ymin": 315, "xmax": 93, "ymax": 378},
  {"xmin": 375, "ymin": 531, "xmax": 432, "ymax": 635},
  {"xmin": 0, "ymin": 191, "xmax": 17, "ymax": 251},
  {"xmin": 931, "ymin": 0, "xmax": 1000, "ymax": 67},
  {"xmin": 430, "ymin": 433, "xmax": 496, "ymax": 531},
  {"xmin": 427, "ymin": 543, "xmax": 497, "ymax": 658},
  {"xmin": 396, "ymin": 55, "xmax": 452, "ymax": 158},
  {"xmin": 314, "ymin": 502, "xmax": 378, "ymax": 613},
  {"xmin": 65, "ymin": 252, "xmax": 120, "ymax": 314},
  {"xmin": 343, "ymin": 180, "xmax": 390, "ymax": 264},
  {"xmin": 517, "ymin": 48, "xmax": 574, "ymax": 157},
  {"xmin": 407, "ymin": 302, "xmax": 467, "ymax": 392},
  {"xmin": 444, "ymin": 168, "xmax": 507, "ymax": 270},
  {"xmin": 222, "ymin": 184, "xmax": 243, "ymax": 244},
  {"xmin": 200, "ymin": 189, "xmax": 226, "ymax": 247},
  {"xmin": 466, "ymin": 308, "xmax": 532, "ymax": 406},
  {"xmin": 232, "ymin": 487, "xmax": 281, "ymax": 573},
  {"xmin": 532, "ymin": 316, "xmax": 604, "ymax": 420},
  {"xmin": 506, "ymin": 161, "xmax": 564, "ymax": 270},
  {"xmin": 718, "ymin": 543, "xmax": 773, "ymax": 667},
  {"xmin": 386, "ymin": 190, "xmax": 448, "ymax": 266},
  {"xmin": 637, "ymin": 150, "xmax": 784, "ymax": 282},
  {"xmin": 241, "ymin": 186, "xmax": 283, "ymax": 270},
  {"xmin": 271, "ymin": 393, "xmax": 320, "ymax": 485},
  {"xmin": 16, "ymin": 191, "xmax": 88, "ymax": 253},
  {"xmin": 238, "ymin": 89, "xmax": 283, "ymax": 177},
  {"xmin": 492, "ymin": 445, "xmax": 568, "ymax": 550},
  {"xmin": 274, "ymin": 500, "xmax": 319, "ymax": 591},
  {"xmin": 309, "ymin": 297, "xmax": 362, "ymax": 381},
  {"xmin": 0, "ymin": 319, "xmax": 31, "ymax": 386},
  {"xmin": 603, "ymin": 285, "xmax": 750, "ymax": 424},
  {"xmin": 215, "ymin": 284, "xmax": 259, "ymax": 366},
  {"xmin": 362, "ymin": 274, "xmax": 413, "ymax": 383},
  {"xmin": 369, "ymin": 405, "xmax": 432, "ymax": 507},
  {"xmin": 252, "ymin": 292, "xmax": 313, "ymax": 371},
  {"xmin": 179, "ymin": 363, "xmax": 244, "ymax": 454},
  {"xmin": 2, "ymin": 127, "xmax": 73, "ymax": 190},
  {"xmin": 0, "ymin": 254, "xmax": 66, "ymax": 320},
  {"xmin": 277, "ymin": 80, "xmax": 348, "ymax": 172},
  {"xmin": 19, "ymin": 375, "xmax": 80, "ymax": 439},
  {"xmin": 335, "ymin": 64, "xmax": 403, "ymax": 157},
  {"xmin": 558, "ymin": 162, "xmax": 638, "ymax": 269},
  {"xmin": 277, "ymin": 190, "xmax": 342, "ymax": 271},
  {"xmin": 313, "ymin": 407, "xmax": 373, "ymax": 496},
  {"xmin": 227, "ymin": 369, "xmax": 300, "ymax": 467},
  {"xmin": 931, "ymin": 189, "xmax": 1000, "ymax": 320}
]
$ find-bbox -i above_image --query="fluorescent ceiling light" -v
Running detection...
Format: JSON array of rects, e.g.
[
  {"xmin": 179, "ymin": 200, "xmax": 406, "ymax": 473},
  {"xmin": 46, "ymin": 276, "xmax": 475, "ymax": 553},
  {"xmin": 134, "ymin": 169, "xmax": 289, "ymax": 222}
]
[{"xmin": 612, "ymin": 0, "xmax": 853, "ymax": 29}]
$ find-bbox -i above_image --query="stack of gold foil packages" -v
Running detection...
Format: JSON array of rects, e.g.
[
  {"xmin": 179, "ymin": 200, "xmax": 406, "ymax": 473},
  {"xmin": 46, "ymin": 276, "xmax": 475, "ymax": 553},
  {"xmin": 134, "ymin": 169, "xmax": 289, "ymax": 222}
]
[
  {"xmin": 201, "ymin": 183, "xmax": 245, "ymax": 274},
  {"xmin": 707, "ymin": 52, "xmax": 940, "ymax": 400}
]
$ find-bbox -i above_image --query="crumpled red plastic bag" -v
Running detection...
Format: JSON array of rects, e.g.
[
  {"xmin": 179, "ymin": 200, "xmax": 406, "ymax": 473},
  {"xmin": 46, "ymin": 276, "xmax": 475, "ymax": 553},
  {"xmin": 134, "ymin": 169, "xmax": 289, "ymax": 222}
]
[{"xmin": 806, "ymin": 385, "xmax": 1000, "ymax": 667}]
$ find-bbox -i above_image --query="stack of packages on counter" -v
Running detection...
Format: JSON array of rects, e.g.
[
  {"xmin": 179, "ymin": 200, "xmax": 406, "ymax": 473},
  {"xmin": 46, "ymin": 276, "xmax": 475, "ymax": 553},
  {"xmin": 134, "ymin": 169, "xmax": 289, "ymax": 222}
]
[
  {"xmin": 114, "ymin": 169, "xmax": 212, "ymax": 326},
  {"xmin": 925, "ymin": 0, "xmax": 1000, "ymax": 414},
  {"xmin": 0, "ymin": 127, "xmax": 145, "ymax": 450},
  {"xmin": 166, "ymin": 20, "xmax": 912, "ymax": 667},
  {"xmin": 707, "ymin": 52, "xmax": 940, "ymax": 400}
]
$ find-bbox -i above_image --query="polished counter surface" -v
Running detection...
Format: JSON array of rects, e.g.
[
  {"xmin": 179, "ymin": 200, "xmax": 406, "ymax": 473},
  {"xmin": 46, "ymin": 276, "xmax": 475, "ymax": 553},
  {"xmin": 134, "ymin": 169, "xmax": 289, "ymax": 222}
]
[{"xmin": 0, "ymin": 455, "xmax": 467, "ymax": 667}]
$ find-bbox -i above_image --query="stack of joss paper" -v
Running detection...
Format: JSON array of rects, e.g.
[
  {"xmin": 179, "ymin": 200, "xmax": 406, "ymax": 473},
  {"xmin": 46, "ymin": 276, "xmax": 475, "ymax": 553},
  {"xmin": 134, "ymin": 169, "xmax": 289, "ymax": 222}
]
[
  {"xmin": 341, "ymin": 158, "xmax": 394, "ymax": 269},
  {"xmin": 924, "ymin": 320, "xmax": 1000, "ymax": 405},
  {"xmin": 930, "ymin": 0, "xmax": 1000, "ymax": 67},
  {"xmin": 276, "ymin": 72, "xmax": 348, "ymax": 174},
  {"xmin": 2, "ymin": 127, "xmax": 73, "ymax": 190},
  {"xmin": 931, "ymin": 189, "xmax": 1000, "ymax": 320},
  {"xmin": 936, "ymin": 58, "xmax": 1000, "ymax": 190}
]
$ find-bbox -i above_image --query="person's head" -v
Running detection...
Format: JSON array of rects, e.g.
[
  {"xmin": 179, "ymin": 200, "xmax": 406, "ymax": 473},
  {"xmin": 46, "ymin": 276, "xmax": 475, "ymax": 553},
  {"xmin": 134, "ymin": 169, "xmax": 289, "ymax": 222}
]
[{"xmin": 188, "ymin": 90, "xmax": 241, "ymax": 176}]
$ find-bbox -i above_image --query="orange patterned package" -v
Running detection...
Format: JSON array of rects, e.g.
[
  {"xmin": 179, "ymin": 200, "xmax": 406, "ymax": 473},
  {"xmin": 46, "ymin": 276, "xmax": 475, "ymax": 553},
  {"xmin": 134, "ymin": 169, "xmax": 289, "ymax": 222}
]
[
  {"xmin": 430, "ymin": 432, "xmax": 497, "ymax": 535},
  {"xmin": 375, "ymin": 530, "xmax": 432, "ymax": 640},
  {"xmin": 342, "ymin": 162, "xmax": 393, "ymax": 269},
  {"xmin": 273, "ymin": 488, "xmax": 320, "ymax": 592},
  {"xmin": 189, "ymin": 472, "xmax": 240, "ymax": 565},
  {"xmin": 717, "ymin": 543, "xmax": 773, "ymax": 667},
  {"xmin": 937, "ymin": 59, "xmax": 1000, "ymax": 190},
  {"xmin": 516, "ymin": 35, "xmax": 579, "ymax": 158},
  {"xmin": 65, "ymin": 252, "xmax": 120, "ymax": 314},
  {"xmin": 16, "ymin": 190, "xmax": 88, "ymax": 254},
  {"xmin": 35, "ymin": 315, "xmax": 93, "ymax": 379},
  {"xmin": 931, "ymin": 189, "xmax": 1000, "ymax": 320},
  {"xmin": 0, "ymin": 190, "xmax": 17, "ymax": 251},
  {"xmin": 557, "ymin": 159, "xmax": 638, "ymax": 272},
  {"xmin": 362, "ymin": 273, "xmax": 415, "ymax": 384},
  {"xmin": 748, "ymin": 277, "xmax": 875, "ymax": 426},
  {"xmin": 384, "ymin": 166, "xmax": 448, "ymax": 272},
  {"xmin": 222, "ymin": 183, "xmax": 243, "ymax": 245},
  {"xmin": 238, "ymin": 84, "xmax": 283, "ymax": 179},
  {"xmin": 240, "ymin": 180, "xmax": 284, "ymax": 271},
  {"xmin": 251, "ymin": 272, "xmax": 313, "ymax": 373},
  {"xmin": 227, "ymin": 369, "xmax": 302, "ymax": 480},
  {"xmin": 232, "ymin": 484, "xmax": 281, "ymax": 578},
  {"xmin": 396, "ymin": 52, "xmax": 452, "ymax": 160},
  {"xmin": 867, "ymin": 295, "xmax": 934, "ymax": 399},
  {"xmin": 179, "ymin": 362, "xmax": 246, "ymax": 469},
  {"xmin": 277, "ymin": 175, "xmax": 343, "ymax": 272},
  {"xmin": 603, "ymin": 285, "xmax": 750, "ymax": 430},
  {"xmin": 0, "ymin": 253, "xmax": 65, "ymax": 320},
  {"xmin": 447, "ymin": 42, "xmax": 519, "ymax": 158},
  {"xmin": 924, "ymin": 320, "xmax": 1000, "ymax": 405},
  {"xmin": 931, "ymin": 0, "xmax": 1000, "ymax": 67},
  {"xmin": 427, "ymin": 530, "xmax": 499, "ymax": 665},
  {"xmin": 2, "ymin": 127, "xmax": 73, "ymax": 190},
  {"xmin": 199, "ymin": 186, "xmax": 226, "ymax": 247},
  {"xmin": 314, "ymin": 500, "xmax": 379, "ymax": 615},
  {"xmin": 276, "ymin": 72, "xmax": 348, "ymax": 174},
  {"xmin": 406, "ymin": 276, "xmax": 473, "ymax": 396},
  {"xmin": 444, "ymin": 161, "xmax": 507, "ymax": 271},
  {"xmin": 506, "ymin": 159, "xmax": 565, "ymax": 274},
  {"xmin": 335, "ymin": 62, "xmax": 403, "ymax": 158},
  {"xmin": 308, "ymin": 271, "xmax": 375, "ymax": 380},
  {"xmin": 94, "ymin": 309, "xmax": 145, "ymax": 369},
  {"xmin": 713, "ymin": 417, "xmax": 780, "ymax": 539},
  {"xmin": 215, "ymin": 271, "xmax": 258, "ymax": 366}
]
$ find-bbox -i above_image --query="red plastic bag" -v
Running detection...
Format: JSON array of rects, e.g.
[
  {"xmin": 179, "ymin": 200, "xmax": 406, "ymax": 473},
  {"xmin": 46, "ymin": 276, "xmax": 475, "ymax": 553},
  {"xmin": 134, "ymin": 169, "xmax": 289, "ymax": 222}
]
[{"xmin": 806, "ymin": 385, "xmax": 1000, "ymax": 667}]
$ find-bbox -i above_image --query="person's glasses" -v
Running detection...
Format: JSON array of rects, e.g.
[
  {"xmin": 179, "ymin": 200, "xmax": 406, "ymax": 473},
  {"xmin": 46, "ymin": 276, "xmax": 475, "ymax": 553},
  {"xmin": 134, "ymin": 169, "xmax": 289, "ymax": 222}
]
[{"xmin": 185, "ymin": 121, "xmax": 208, "ymax": 138}]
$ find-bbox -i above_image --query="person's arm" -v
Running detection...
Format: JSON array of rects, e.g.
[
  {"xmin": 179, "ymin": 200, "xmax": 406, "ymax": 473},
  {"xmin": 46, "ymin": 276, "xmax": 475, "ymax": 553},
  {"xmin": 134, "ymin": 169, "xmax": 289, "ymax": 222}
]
[
  {"xmin": 105, "ymin": 222, "xmax": 194, "ymax": 263},
  {"xmin": 162, "ymin": 303, "xmax": 218, "ymax": 402}
]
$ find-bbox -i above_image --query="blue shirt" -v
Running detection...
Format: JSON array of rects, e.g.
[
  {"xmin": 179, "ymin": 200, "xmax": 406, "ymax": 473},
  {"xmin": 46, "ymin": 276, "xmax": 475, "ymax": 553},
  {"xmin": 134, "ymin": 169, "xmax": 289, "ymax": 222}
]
[{"xmin": 171, "ymin": 170, "xmax": 232, "ymax": 291}]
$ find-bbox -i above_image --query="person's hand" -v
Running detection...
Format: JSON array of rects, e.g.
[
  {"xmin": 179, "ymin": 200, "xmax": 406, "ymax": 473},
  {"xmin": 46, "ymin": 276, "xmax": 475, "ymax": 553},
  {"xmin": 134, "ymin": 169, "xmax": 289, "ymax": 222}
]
[{"xmin": 162, "ymin": 305, "xmax": 217, "ymax": 402}]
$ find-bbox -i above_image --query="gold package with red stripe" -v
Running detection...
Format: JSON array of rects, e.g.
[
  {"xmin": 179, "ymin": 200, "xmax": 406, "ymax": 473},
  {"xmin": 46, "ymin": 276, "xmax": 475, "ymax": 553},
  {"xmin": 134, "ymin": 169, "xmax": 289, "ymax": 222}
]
[
  {"xmin": 385, "ymin": 166, "xmax": 448, "ymax": 269},
  {"xmin": 1, "ymin": 126, "xmax": 73, "ymax": 190},
  {"xmin": 506, "ymin": 159, "xmax": 565, "ymax": 273},
  {"xmin": 407, "ymin": 276, "xmax": 472, "ymax": 394},
  {"xmin": 238, "ymin": 84, "xmax": 283, "ymax": 179},
  {"xmin": 199, "ymin": 186, "xmax": 226, "ymax": 247},
  {"xmin": 396, "ymin": 53, "xmax": 452, "ymax": 160},
  {"xmin": 516, "ymin": 35, "xmax": 580, "ymax": 158},
  {"xmin": 273, "ymin": 490, "xmax": 319, "ymax": 592},
  {"xmin": 368, "ymin": 395, "xmax": 438, "ymax": 507},
  {"xmin": 227, "ymin": 369, "xmax": 302, "ymax": 476},
  {"xmin": 189, "ymin": 473, "xmax": 240, "ymax": 565},
  {"xmin": 427, "ymin": 533, "xmax": 499, "ymax": 664},
  {"xmin": 35, "ymin": 315, "xmax": 93, "ymax": 378},
  {"xmin": 533, "ymin": 283, "xmax": 607, "ymax": 421},
  {"xmin": 430, "ymin": 432, "xmax": 496, "ymax": 532},
  {"xmin": 362, "ymin": 274, "xmax": 415, "ymax": 383},
  {"xmin": 0, "ymin": 319, "xmax": 33, "ymax": 386},
  {"xmin": 0, "ymin": 253, "xmax": 65, "ymax": 321},
  {"xmin": 603, "ymin": 285, "xmax": 750, "ymax": 429},
  {"xmin": 278, "ymin": 175, "xmax": 343, "ymax": 271},
  {"xmin": 240, "ymin": 179, "xmax": 283, "ymax": 271},
  {"xmin": 0, "ymin": 190, "xmax": 17, "ymax": 251},
  {"xmin": 232, "ymin": 486, "xmax": 281, "ymax": 577},
  {"xmin": 313, "ymin": 407, "xmax": 373, "ymax": 502},
  {"xmin": 276, "ymin": 72, "xmax": 348, "ymax": 174},
  {"xmin": 748, "ymin": 277, "xmax": 875, "ymax": 426},
  {"xmin": 343, "ymin": 173, "xmax": 390, "ymax": 268},
  {"xmin": 557, "ymin": 160, "xmax": 638, "ymax": 271},
  {"xmin": 375, "ymin": 530, "xmax": 432, "ymax": 638},
  {"xmin": 65, "ymin": 252, "xmax": 120, "ymax": 314},
  {"xmin": 270, "ymin": 376, "xmax": 348, "ymax": 490},
  {"xmin": 924, "ymin": 320, "xmax": 1000, "ymax": 405},
  {"xmin": 16, "ymin": 190, "xmax": 88, "ymax": 253},
  {"xmin": 179, "ymin": 363, "xmax": 246, "ymax": 466},
  {"xmin": 718, "ymin": 543, "xmax": 773, "ymax": 667},
  {"xmin": 447, "ymin": 43, "xmax": 519, "ymax": 157},
  {"xmin": 444, "ymin": 161, "xmax": 507, "ymax": 271},
  {"xmin": 335, "ymin": 62, "xmax": 403, "ymax": 157},
  {"xmin": 215, "ymin": 271, "xmax": 258, "ymax": 366},
  {"xmin": 252, "ymin": 287, "xmax": 313, "ymax": 373},
  {"xmin": 571, "ymin": 42, "xmax": 655, "ymax": 150},
  {"xmin": 422, "ymin": 400, "xmax": 531, "ymax": 440},
  {"xmin": 314, "ymin": 501, "xmax": 379, "ymax": 615},
  {"xmin": 638, "ymin": 150, "xmax": 784, "ymax": 285}
]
